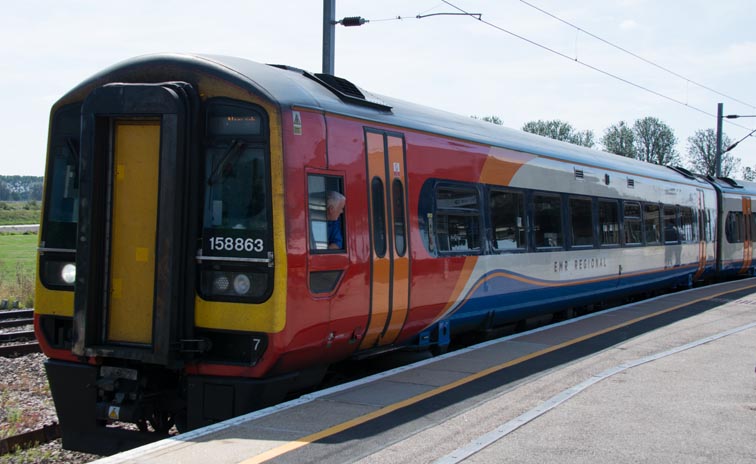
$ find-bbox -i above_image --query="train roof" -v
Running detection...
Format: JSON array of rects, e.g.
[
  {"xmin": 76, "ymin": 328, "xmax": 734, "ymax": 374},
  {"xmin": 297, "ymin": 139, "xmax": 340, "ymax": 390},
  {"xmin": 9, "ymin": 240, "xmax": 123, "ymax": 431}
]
[
  {"xmin": 67, "ymin": 53, "xmax": 724, "ymax": 188},
  {"xmin": 706, "ymin": 176, "xmax": 756, "ymax": 196}
]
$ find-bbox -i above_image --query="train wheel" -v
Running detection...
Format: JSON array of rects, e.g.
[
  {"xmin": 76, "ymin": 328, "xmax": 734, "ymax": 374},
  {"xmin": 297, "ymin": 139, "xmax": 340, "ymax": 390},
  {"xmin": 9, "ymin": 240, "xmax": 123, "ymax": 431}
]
[{"xmin": 136, "ymin": 412, "xmax": 175, "ymax": 434}]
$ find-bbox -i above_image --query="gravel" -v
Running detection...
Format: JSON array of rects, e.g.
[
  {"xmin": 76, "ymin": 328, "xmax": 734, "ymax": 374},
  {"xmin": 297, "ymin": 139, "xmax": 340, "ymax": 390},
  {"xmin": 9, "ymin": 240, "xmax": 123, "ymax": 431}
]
[{"xmin": 0, "ymin": 353, "xmax": 101, "ymax": 464}]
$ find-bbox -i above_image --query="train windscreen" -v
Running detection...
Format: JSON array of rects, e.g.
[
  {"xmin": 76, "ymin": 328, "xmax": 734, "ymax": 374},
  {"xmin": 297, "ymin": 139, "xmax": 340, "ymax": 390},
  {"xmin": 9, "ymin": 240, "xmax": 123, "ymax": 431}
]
[{"xmin": 199, "ymin": 100, "xmax": 272, "ymax": 302}]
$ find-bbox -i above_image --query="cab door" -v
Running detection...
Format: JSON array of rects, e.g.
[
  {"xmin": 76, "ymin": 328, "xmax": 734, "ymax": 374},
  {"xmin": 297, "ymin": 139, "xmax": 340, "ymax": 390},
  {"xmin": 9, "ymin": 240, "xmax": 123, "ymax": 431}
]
[
  {"xmin": 360, "ymin": 130, "xmax": 410, "ymax": 349},
  {"xmin": 73, "ymin": 82, "xmax": 197, "ymax": 365}
]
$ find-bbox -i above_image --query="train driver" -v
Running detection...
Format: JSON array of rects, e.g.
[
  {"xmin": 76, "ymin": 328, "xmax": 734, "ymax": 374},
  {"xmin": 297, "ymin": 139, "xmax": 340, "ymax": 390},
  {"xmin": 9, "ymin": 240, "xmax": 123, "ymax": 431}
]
[{"xmin": 326, "ymin": 190, "xmax": 346, "ymax": 249}]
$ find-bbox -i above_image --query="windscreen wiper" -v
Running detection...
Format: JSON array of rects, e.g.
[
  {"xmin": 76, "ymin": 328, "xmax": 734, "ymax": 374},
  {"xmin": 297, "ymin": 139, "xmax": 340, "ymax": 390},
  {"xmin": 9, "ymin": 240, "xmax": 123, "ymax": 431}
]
[
  {"xmin": 207, "ymin": 139, "xmax": 245, "ymax": 185},
  {"xmin": 65, "ymin": 137, "xmax": 80, "ymax": 166}
]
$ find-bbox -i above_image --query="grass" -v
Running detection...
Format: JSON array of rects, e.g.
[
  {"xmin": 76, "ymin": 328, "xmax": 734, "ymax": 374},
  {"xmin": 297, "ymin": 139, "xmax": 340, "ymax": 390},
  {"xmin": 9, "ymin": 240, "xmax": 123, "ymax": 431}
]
[
  {"xmin": 0, "ymin": 233, "xmax": 37, "ymax": 308},
  {"xmin": 0, "ymin": 201, "xmax": 39, "ymax": 307},
  {"xmin": 0, "ymin": 201, "xmax": 41, "ymax": 226}
]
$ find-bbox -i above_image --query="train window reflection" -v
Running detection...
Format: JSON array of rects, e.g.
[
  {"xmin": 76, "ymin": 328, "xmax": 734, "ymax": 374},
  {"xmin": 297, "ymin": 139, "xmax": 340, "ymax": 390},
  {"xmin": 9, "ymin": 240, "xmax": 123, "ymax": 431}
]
[
  {"xmin": 598, "ymin": 200, "xmax": 620, "ymax": 246},
  {"xmin": 204, "ymin": 144, "xmax": 267, "ymax": 232},
  {"xmin": 726, "ymin": 211, "xmax": 745, "ymax": 243},
  {"xmin": 644, "ymin": 203, "xmax": 661, "ymax": 245},
  {"xmin": 569, "ymin": 197, "xmax": 594, "ymax": 247},
  {"xmin": 490, "ymin": 189, "xmax": 526, "ymax": 251},
  {"xmin": 435, "ymin": 187, "xmax": 481, "ymax": 253},
  {"xmin": 534, "ymin": 194, "xmax": 563, "ymax": 249},
  {"xmin": 624, "ymin": 202, "xmax": 642, "ymax": 245},
  {"xmin": 679, "ymin": 207, "xmax": 696, "ymax": 242},
  {"xmin": 663, "ymin": 206, "xmax": 679, "ymax": 243}
]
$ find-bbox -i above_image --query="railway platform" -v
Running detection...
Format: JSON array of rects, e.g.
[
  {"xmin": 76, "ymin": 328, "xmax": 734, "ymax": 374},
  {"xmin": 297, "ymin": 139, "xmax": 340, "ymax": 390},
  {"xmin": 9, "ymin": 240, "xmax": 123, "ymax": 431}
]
[{"xmin": 94, "ymin": 278, "xmax": 756, "ymax": 464}]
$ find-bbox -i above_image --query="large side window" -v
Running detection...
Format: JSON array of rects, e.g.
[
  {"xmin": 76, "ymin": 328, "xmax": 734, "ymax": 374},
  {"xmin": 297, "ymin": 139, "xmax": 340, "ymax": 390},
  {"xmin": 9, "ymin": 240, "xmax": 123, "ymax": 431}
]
[
  {"xmin": 307, "ymin": 175, "xmax": 346, "ymax": 251},
  {"xmin": 598, "ymin": 199, "xmax": 620, "ymax": 246},
  {"xmin": 624, "ymin": 202, "xmax": 642, "ymax": 245},
  {"xmin": 435, "ymin": 186, "xmax": 481, "ymax": 253},
  {"xmin": 534, "ymin": 193, "xmax": 563, "ymax": 249},
  {"xmin": 569, "ymin": 197, "xmax": 594, "ymax": 247},
  {"xmin": 490, "ymin": 189, "xmax": 526, "ymax": 251}
]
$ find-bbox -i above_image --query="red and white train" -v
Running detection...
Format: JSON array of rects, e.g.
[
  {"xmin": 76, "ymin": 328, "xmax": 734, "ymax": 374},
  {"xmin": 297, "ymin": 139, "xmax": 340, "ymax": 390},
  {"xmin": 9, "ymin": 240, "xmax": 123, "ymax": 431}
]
[{"xmin": 34, "ymin": 53, "xmax": 756, "ymax": 453}]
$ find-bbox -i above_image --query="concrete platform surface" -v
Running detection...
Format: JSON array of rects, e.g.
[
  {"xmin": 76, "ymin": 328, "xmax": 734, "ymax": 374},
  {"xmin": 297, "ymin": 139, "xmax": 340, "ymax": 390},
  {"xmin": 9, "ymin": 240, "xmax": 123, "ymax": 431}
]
[{"xmin": 94, "ymin": 280, "xmax": 756, "ymax": 464}]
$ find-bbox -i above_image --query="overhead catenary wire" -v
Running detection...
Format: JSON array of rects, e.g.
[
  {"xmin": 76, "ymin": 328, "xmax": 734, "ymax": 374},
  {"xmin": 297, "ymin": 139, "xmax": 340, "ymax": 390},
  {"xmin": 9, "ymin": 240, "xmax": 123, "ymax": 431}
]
[
  {"xmin": 437, "ymin": 0, "xmax": 755, "ymax": 137},
  {"xmin": 518, "ymin": 0, "xmax": 756, "ymax": 110}
]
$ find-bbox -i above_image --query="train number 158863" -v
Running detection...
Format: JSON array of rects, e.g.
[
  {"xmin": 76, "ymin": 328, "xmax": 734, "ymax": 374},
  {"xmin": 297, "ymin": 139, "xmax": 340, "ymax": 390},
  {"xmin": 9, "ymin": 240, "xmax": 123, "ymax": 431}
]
[{"xmin": 208, "ymin": 236, "xmax": 264, "ymax": 253}]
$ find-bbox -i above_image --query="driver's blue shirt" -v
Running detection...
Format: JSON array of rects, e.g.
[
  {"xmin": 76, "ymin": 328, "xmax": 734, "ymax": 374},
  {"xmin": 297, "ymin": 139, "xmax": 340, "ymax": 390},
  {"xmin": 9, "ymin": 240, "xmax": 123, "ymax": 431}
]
[{"xmin": 327, "ymin": 219, "xmax": 343, "ymax": 249}]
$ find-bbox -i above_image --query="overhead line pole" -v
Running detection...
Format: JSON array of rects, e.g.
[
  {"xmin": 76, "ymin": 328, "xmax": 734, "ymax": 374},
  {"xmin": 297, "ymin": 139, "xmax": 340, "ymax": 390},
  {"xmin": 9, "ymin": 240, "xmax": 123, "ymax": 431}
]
[
  {"xmin": 715, "ymin": 103, "xmax": 723, "ymax": 178},
  {"xmin": 323, "ymin": 0, "xmax": 335, "ymax": 74}
]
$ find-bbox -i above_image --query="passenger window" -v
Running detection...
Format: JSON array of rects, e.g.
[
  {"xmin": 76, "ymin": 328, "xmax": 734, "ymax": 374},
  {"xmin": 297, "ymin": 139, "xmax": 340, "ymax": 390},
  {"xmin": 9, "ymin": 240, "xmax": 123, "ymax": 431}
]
[
  {"xmin": 534, "ymin": 194, "xmax": 563, "ymax": 248},
  {"xmin": 569, "ymin": 197, "xmax": 594, "ymax": 247},
  {"xmin": 490, "ymin": 189, "xmax": 526, "ymax": 251},
  {"xmin": 598, "ymin": 200, "xmax": 620, "ymax": 246},
  {"xmin": 435, "ymin": 187, "xmax": 481, "ymax": 253},
  {"xmin": 624, "ymin": 202, "xmax": 642, "ymax": 245},
  {"xmin": 643, "ymin": 204, "xmax": 661, "ymax": 245},
  {"xmin": 308, "ymin": 175, "xmax": 345, "ymax": 251},
  {"xmin": 392, "ymin": 179, "xmax": 407, "ymax": 256},
  {"xmin": 663, "ymin": 206, "xmax": 679, "ymax": 243}
]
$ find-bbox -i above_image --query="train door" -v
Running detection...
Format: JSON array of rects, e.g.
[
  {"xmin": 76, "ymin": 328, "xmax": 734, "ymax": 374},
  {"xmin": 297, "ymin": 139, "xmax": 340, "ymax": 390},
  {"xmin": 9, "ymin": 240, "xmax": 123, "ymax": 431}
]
[
  {"xmin": 360, "ymin": 130, "xmax": 410, "ymax": 349},
  {"xmin": 694, "ymin": 189, "xmax": 708, "ymax": 280},
  {"xmin": 741, "ymin": 196, "xmax": 753, "ymax": 273},
  {"xmin": 108, "ymin": 121, "xmax": 160, "ymax": 344},
  {"xmin": 72, "ymin": 83, "xmax": 197, "ymax": 365}
]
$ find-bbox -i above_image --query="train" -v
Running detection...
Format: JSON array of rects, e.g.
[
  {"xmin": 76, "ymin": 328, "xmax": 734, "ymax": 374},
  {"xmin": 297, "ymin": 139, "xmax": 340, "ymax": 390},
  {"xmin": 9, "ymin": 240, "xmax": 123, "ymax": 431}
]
[{"xmin": 34, "ymin": 53, "xmax": 756, "ymax": 454}]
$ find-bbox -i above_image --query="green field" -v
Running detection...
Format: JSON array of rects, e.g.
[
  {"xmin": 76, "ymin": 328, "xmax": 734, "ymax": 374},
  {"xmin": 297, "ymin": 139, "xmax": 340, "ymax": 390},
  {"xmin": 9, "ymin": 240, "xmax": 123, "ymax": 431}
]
[
  {"xmin": 0, "ymin": 233, "xmax": 37, "ymax": 307},
  {"xmin": 0, "ymin": 201, "xmax": 41, "ymax": 225}
]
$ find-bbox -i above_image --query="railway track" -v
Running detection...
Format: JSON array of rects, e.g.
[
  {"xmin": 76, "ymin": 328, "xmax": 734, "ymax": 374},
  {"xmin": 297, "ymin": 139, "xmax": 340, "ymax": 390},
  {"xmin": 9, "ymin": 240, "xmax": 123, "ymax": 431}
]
[
  {"xmin": 0, "ymin": 308, "xmax": 52, "ymax": 456},
  {"xmin": 0, "ymin": 309, "xmax": 39, "ymax": 356}
]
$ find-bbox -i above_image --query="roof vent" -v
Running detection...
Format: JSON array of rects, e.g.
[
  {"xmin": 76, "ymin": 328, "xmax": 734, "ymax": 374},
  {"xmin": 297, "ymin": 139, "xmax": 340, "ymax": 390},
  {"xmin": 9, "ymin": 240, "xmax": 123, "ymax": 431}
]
[
  {"xmin": 667, "ymin": 165, "xmax": 697, "ymax": 180},
  {"xmin": 314, "ymin": 73, "xmax": 365, "ymax": 99},
  {"xmin": 627, "ymin": 178, "xmax": 635, "ymax": 188},
  {"xmin": 718, "ymin": 176, "xmax": 743, "ymax": 188},
  {"xmin": 312, "ymin": 73, "xmax": 391, "ymax": 111},
  {"xmin": 269, "ymin": 64, "xmax": 392, "ymax": 112},
  {"xmin": 574, "ymin": 168, "xmax": 584, "ymax": 180}
]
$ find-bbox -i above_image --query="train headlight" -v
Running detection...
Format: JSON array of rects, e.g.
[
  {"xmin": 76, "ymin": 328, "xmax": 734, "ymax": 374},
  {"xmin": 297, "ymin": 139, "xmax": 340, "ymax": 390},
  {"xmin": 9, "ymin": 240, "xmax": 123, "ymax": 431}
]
[
  {"xmin": 233, "ymin": 274, "xmax": 251, "ymax": 295},
  {"xmin": 213, "ymin": 275, "xmax": 230, "ymax": 292},
  {"xmin": 200, "ymin": 267, "xmax": 268, "ymax": 301},
  {"xmin": 61, "ymin": 263, "xmax": 76, "ymax": 284}
]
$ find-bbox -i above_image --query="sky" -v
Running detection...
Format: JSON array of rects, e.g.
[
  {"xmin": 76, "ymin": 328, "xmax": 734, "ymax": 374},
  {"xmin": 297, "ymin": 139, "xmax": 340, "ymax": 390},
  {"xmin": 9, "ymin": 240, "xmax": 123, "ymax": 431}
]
[{"xmin": 2, "ymin": 0, "xmax": 755, "ymax": 176}]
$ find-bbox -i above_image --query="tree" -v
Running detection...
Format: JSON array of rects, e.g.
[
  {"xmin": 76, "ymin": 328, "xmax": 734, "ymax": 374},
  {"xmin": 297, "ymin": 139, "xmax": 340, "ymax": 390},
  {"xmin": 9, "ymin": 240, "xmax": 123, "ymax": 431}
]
[
  {"xmin": 522, "ymin": 119, "xmax": 595, "ymax": 148},
  {"xmin": 686, "ymin": 128, "xmax": 739, "ymax": 177},
  {"xmin": 601, "ymin": 121, "xmax": 636, "ymax": 158},
  {"xmin": 471, "ymin": 115, "xmax": 504, "ymax": 125},
  {"xmin": 632, "ymin": 117, "xmax": 680, "ymax": 166},
  {"xmin": 743, "ymin": 166, "xmax": 754, "ymax": 181},
  {"xmin": 0, "ymin": 181, "xmax": 9, "ymax": 201}
]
